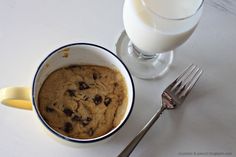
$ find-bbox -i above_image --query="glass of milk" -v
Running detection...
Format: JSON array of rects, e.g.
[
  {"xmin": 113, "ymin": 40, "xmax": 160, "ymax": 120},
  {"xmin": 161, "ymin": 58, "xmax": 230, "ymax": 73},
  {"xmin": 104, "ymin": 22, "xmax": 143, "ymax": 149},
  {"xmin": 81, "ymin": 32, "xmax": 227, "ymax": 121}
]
[{"xmin": 116, "ymin": 0, "xmax": 204, "ymax": 79}]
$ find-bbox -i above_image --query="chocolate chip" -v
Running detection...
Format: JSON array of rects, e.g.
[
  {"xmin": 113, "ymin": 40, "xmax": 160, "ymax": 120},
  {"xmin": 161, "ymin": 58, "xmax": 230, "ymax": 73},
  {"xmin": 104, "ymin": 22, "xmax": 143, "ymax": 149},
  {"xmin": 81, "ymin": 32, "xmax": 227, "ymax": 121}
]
[
  {"xmin": 93, "ymin": 72, "xmax": 102, "ymax": 80},
  {"xmin": 67, "ymin": 89, "xmax": 76, "ymax": 97},
  {"xmin": 114, "ymin": 82, "xmax": 118, "ymax": 87},
  {"xmin": 63, "ymin": 122, "xmax": 73, "ymax": 133},
  {"xmin": 63, "ymin": 108, "xmax": 73, "ymax": 117},
  {"xmin": 78, "ymin": 81, "xmax": 90, "ymax": 90},
  {"xmin": 104, "ymin": 97, "xmax": 112, "ymax": 106},
  {"xmin": 86, "ymin": 117, "xmax": 92, "ymax": 121},
  {"xmin": 71, "ymin": 115, "xmax": 82, "ymax": 121},
  {"xmin": 88, "ymin": 128, "xmax": 94, "ymax": 136},
  {"xmin": 93, "ymin": 95, "xmax": 102, "ymax": 105},
  {"xmin": 46, "ymin": 106, "xmax": 54, "ymax": 112},
  {"xmin": 93, "ymin": 73, "xmax": 98, "ymax": 80}
]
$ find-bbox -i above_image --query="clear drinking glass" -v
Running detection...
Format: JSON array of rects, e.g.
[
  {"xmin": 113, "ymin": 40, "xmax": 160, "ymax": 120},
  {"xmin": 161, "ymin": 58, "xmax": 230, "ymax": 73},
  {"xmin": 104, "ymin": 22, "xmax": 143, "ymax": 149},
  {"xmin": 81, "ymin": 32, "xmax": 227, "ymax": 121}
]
[{"xmin": 116, "ymin": 0, "xmax": 204, "ymax": 79}]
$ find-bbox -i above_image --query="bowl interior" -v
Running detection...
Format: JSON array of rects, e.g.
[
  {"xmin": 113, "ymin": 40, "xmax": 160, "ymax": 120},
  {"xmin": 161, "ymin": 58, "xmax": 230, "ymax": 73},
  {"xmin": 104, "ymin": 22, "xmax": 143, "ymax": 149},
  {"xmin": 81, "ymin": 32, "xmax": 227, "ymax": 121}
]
[{"xmin": 32, "ymin": 43, "xmax": 134, "ymax": 142}]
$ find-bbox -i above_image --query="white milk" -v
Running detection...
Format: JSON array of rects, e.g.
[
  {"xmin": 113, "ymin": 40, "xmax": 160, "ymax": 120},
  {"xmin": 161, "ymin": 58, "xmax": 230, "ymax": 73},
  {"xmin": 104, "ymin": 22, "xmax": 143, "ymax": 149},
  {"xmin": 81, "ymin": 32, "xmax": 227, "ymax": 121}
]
[{"xmin": 123, "ymin": 0, "xmax": 203, "ymax": 54}]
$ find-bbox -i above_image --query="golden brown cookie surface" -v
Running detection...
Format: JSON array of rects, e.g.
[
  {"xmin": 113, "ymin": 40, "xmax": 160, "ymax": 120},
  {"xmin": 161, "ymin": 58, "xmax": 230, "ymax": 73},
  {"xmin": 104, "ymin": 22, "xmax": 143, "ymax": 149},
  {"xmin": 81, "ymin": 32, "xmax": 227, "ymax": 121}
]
[{"xmin": 38, "ymin": 65, "xmax": 127, "ymax": 139}]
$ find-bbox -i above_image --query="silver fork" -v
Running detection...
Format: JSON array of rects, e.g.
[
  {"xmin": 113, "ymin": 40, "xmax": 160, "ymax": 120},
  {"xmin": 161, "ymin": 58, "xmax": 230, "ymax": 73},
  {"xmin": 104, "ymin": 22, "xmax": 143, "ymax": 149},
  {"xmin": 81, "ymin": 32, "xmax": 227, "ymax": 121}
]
[{"xmin": 118, "ymin": 64, "xmax": 203, "ymax": 157}]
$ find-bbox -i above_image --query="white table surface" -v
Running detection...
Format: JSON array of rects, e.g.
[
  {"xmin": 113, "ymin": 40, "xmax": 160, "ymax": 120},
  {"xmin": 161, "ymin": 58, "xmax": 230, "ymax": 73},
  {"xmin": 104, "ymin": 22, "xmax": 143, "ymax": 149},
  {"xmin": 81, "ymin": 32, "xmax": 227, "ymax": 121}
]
[{"xmin": 0, "ymin": 0, "xmax": 236, "ymax": 157}]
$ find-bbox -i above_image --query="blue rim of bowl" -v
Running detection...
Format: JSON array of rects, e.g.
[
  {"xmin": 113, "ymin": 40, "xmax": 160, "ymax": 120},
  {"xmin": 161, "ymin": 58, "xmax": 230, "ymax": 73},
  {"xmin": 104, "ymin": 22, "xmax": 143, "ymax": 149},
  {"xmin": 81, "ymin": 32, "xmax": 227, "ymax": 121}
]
[{"xmin": 32, "ymin": 43, "xmax": 135, "ymax": 143}]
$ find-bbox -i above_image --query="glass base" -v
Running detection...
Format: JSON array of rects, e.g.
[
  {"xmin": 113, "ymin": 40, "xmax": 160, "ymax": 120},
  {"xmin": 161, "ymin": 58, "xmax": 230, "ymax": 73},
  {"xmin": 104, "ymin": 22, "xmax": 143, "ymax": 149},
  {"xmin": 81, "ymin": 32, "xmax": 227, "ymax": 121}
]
[{"xmin": 116, "ymin": 31, "xmax": 174, "ymax": 79}]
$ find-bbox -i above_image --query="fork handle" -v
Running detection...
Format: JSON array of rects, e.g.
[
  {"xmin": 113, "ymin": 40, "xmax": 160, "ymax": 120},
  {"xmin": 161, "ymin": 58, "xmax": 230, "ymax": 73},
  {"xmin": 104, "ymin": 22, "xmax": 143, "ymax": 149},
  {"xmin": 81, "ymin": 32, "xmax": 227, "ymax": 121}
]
[{"xmin": 117, "ymin": 106, "xmax": 166, "ymax": 157}]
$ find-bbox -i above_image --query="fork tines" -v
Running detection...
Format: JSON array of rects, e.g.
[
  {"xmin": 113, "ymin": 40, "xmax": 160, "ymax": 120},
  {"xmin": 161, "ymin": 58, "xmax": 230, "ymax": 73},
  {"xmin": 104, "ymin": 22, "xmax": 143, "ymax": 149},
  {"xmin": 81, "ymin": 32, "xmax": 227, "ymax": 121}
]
[{"xmin": 168, "ymin": 64, "xmax": 203, "ymax": 99}]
